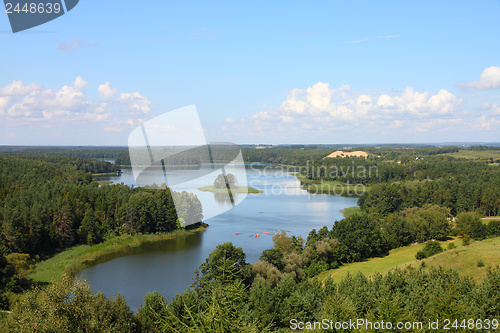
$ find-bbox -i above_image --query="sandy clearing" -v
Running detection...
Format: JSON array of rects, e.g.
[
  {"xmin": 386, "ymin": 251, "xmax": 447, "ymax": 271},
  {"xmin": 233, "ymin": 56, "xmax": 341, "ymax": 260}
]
[{"xmin": 324, "ymin": 150, "xmax": 370, "ymax": 159}]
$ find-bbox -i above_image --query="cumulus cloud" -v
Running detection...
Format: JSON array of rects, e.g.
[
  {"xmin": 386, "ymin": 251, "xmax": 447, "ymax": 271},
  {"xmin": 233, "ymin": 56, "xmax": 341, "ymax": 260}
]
[
  {"xmin": 118, "ymin": 92, "xmax": 151, "ymax": 114},
  {"xmin": 0, "ymin": 80, "xmax": 42, "ymax": 96},
  {"xmin": 459, "ymin": 66, "xmax": 500, "ymax": 90},
  {"xmin": 58, "ymin": 37, "xmax": 98, "ymax": 51},
  {"xmin": 98, "ymin": 82, "xmax": 117, "ymax": 99},
  {"xmin": 0, "ymin": 77, "xmax": 152, "ymax": 128},
  {"xmin": 224, "ymin": 82, "xmax": 464, "ymax": 137},
  {"xmin": 480, "ymin": 102, "xmax": 500, "ymax": 116}
]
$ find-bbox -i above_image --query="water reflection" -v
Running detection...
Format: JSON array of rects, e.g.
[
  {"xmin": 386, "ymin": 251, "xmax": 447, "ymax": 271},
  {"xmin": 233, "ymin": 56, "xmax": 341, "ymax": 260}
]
[{"xmin": 80, "ymin": 165, "xmax": 359, "ymax": 311}]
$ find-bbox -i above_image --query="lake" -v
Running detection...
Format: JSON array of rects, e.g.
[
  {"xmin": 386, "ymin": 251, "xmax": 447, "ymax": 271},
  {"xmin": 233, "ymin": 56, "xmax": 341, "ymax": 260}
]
[{"xmin": 80, "ymin": 164, "xmax": 358, "ymax": 311}]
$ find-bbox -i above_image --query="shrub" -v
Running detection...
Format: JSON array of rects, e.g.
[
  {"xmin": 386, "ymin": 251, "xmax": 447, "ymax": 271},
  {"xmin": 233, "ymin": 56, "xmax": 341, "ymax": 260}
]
[
  {"xmin": 415, "ymin": 241, "xmax": 443, "ymax": 260},
  {"xmin": 486, "ymin": 220, "xmax": 500, "ymax": 237},
  {"xmin": 447, "ymin": 242, "xmax": 456, "ymax": 250},
  {"xmin": 416, "ymin": 251, "xmax": 426, "ymax": 260},
  {"xmin": 477, "ymin": 260, "xmax": 485, "ymax": 267},
  {"xmin": 462, "ymin": 235, "xmax": 471, "ymax": 246}
]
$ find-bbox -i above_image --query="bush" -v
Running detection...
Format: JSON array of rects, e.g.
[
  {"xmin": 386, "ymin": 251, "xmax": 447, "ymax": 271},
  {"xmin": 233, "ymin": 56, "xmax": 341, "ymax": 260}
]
[
  {"xmin": 415, "ymin": 241, "xmax": 443, "ymax": 260},
  {"xmin": 447, "ymin": 242, "xmax": 456, "ymax": 250},
  {"xmin": 477, "ymin": 260, "xmax": 485, "ymax": 267},
  {"xmin": 487, "ymin": 220, "xmax": 500, "ymax": 237},
  {"xmin": 462, "ymin": 235, "xmax": 471, "ymax": 246},
  {"xmin": 455, "ymin": 212, "xmax": 486, "ymax": 240},
  {"xmin": 416, "ymin": 251, "xmax": 426, "ymax": 260}
]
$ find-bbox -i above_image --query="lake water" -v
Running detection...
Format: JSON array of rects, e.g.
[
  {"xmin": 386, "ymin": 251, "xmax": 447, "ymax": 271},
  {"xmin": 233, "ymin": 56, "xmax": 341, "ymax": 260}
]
[{"xmin": 80, "ymin": 164, "xmax": 358, "ymax": 311}]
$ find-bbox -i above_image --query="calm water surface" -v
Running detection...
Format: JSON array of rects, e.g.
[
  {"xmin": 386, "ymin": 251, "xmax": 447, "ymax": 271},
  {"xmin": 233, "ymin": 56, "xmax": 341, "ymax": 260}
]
[{"xmin": 80, "ymin": 165, "xmax": 358, "ymax": 311}]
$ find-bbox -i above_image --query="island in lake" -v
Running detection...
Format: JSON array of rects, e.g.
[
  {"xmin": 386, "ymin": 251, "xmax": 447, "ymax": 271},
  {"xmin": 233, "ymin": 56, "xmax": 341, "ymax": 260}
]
[{"xmin": 198, "ymin": 173, "xmax": 262, "ymax": 193}]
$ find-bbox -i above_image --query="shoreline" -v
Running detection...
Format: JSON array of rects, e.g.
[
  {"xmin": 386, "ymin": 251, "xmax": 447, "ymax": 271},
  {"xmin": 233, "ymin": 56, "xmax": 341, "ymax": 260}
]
[
  {"xmin": 28, "ymin": 224, "xmax": 208, "ymax": 285},
  {"xmin": 197, "ymin": 185, "xmax": 262, "ymax": 194}
]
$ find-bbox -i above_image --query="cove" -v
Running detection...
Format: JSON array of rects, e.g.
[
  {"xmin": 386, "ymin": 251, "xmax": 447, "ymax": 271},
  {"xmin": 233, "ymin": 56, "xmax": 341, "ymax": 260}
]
[{"xmin": 79, "ymin": 165, "xmax": 358, "ymax": 311}]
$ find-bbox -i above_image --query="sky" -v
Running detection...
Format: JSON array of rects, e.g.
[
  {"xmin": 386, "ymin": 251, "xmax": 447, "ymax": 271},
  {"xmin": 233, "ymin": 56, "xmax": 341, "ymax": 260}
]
[{"xmin": 1, "ymin": 0, "xmax": 500, "ymax": 145}]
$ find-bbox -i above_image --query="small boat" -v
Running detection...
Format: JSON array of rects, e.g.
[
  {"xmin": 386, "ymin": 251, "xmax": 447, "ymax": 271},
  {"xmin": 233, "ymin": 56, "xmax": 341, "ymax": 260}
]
[
  {"xmin": 263, "ymin": 232, "xmax": 270, "ymax": 234},
  {"xmin": 277, "ymin": 230, "xmax": 280, "ymax": 232},
  {"xmin": 288, "ymin": 230, "xmax": 292, "ymax": 232},
  {"xmin": 234, "ymin": 233, "xmax": 240, "ymax": 235},
  {"xmin": 255, "ymin": 234, "xmax": 260, "ymax": 237}
]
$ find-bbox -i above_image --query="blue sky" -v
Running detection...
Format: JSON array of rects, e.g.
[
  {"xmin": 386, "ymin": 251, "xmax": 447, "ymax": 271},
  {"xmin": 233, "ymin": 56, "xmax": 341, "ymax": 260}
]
[{"xmin": 1, "ymin": 0, "xmax": 500, "ymax": 145}]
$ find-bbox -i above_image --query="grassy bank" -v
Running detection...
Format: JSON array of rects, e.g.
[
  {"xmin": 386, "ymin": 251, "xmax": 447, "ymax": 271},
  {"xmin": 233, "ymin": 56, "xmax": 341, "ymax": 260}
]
[
  {"xmin": 341, "ymin": 206, "xmax": 362, "ymax": 217},
  {"xmin": 28, "ymin": 225, "xmax": 207, "ymax": 284},
  {"xmin": 296, "ymin": 176, "xmax": 370, "ymax": 194},
  {"xmin": 316, "ymin": 238, "xmax": 459, "ymax": 284},
  {"xmin": 91, "ymin": 172, "xmax": 121, "ymax": 177},
  {"xmin": 403, "ymin": 237, "xmax": 500, "ymax": 281},
  {"xmin": 197, "ymin": 185, "xmax": 262, "ymax": 193}
]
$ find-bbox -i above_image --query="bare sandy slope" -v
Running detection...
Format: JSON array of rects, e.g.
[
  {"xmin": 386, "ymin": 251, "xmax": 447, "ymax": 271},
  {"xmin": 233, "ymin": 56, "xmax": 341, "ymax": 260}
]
[{"xmin": 324, "ymin": 150, "xmax": 370, "ymax": 159}]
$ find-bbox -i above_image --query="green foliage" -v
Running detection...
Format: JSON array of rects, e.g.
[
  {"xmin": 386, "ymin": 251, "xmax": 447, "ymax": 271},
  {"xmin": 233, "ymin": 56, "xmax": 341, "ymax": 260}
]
[
  {"xmin": 487, "ymin": 220, "xmax": 500, "ymax": 237},
  {"xmin": 477, "ymin": 259, "xmax": 485, "ymax": 267},
  {"xmin": 329, "ymin": 214, "xmax": 389, "ymax": 262},
  {"xmin": 213, "ymin": 173, "xmax": 237, "ymax": 189},
  {"xmin": 455, "ymin": 211, "xmax": 487, "ymax": 240},
  {"xmin": 1, "ymin": 276, "xmax": 137, "ymax": 332},
  {"xmin": 357, "ymin": 156, "xmax": 500, "ymax": 217},
  {"xmin": 136, "ymin": 291, "xmax": 167, "ymax": 332},
  {"xmin": 447, "ymin": 242, "xmax": 456, "ymax": 250},
  {"xmin": 462, "ymin": 234, "xmax": 472, "ymax": 246},
  {"xmin": 415, "ymin": 241, "xmax": 443, "ymax": 260},
  {"xmin": 400, "ymin": 204, "xmax": 451, "ymax": 242},
  {"xmin": 198, "ymin": 242, "xmax": 251, "ymax": 287}
]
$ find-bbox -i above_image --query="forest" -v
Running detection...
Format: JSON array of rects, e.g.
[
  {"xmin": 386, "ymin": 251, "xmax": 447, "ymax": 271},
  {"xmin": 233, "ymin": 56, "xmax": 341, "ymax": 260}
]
[
  {"xmin": 0, "ymin": 146, "xmax": 499, "ymax": 332},
  {"xmin": 0, "ymin": 153, "xmax": 203, "ymax": 311}
]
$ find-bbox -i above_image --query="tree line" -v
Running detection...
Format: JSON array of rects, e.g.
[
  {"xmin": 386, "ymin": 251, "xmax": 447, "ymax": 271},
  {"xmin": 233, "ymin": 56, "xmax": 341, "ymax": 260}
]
[{"xmin": 0, "ymin": 154, "xmax": 203, "ymax": 310}]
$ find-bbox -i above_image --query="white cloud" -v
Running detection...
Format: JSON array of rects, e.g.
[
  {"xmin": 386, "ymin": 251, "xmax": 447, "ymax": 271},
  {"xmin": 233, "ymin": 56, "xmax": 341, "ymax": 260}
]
[
  {"xmin": 459, "ymin": 66, "xmax": 500, "ymax": 90},
  {"xmin": 58, "ymin": 37, "xmax": 98, "ymax": 51},
  {"xmin": 224, "ymin": 82, "xmax": 464, "ymax": 137},
  {"xmin": 104, "ymin": 127, "xmax": 123, "ymax": 132},
  {"xmin": 98, "ymin": 82, "xmax": 117, "ymax": 99},
  {"xmin": 479, "ymin": 102, "xmax": 500, "ymax": 116},
  {"xmin": 118, "ymin": 92, "xmax": 151, "ymax": 114},
  {"xmin": 0, "ymin": 80, "xmax": 42, "ymax": 96},
  {"xmin": 0, "ymin": 77, "xmax": 152, "ymax": 129}
]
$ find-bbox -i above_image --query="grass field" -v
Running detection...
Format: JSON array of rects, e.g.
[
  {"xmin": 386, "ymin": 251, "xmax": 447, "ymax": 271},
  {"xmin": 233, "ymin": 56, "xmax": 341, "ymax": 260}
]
[
  {"xmin": 197, "ymin": 185, "xmax": 262, "ymax": 193},
  {"xmin": 317, "ymin": 236, "xmax": 500, "ymax": 283},
  {"xmin": 341, "ymin": 206, "xmax": 362, "ymax": 217},
  {"xmin": 28, "ymin": 226, "xmax": 207, "ymax": 284},
  {"xmin": 317, "ymin": 238, "xmax": 460, "ymax": 284},
  {"xmin": 403, "ymin": 237, "xmax": 500, "ymax": 281},
  {"xmin": 443, "ymin": 149, "xmax": 500, "ymax": 161},
  {"xmin": 296, "ymin": 176, "xmax": 370, "ymax": 194},
  {"xmin": 481, "ymin": 217, "xmax": 500, "ymax": 225}
]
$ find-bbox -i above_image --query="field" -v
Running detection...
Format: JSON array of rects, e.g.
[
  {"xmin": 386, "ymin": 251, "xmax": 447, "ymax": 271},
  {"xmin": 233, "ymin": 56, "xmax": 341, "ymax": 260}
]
[
  {"xmin": 341, "ymin": 206, "xmax": 362, "ymax": 217},
  {"xmin": 296, "ymin": 176, "xmax": 370, "ymax": 194},
  {"xmin": 317, "ymin": 236, "xmax": 500, "ymax": 284},
  {"xmin": 404, "ymin": 237, "xmax": 500, "ymax": 281},
  {"xmin": 443, "ymin": 149, "xmax": 500, "ymax": 161}
]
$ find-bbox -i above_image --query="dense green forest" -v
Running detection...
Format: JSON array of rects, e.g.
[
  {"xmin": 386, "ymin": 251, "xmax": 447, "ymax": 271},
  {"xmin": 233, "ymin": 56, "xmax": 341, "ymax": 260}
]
[
  {"xmin": 0, "ymin": 153, "xmax": 203, "ymax": 311},
  {"xmin": 1, "ymin": 146, "xmax": 500, "ymax": 331}
]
